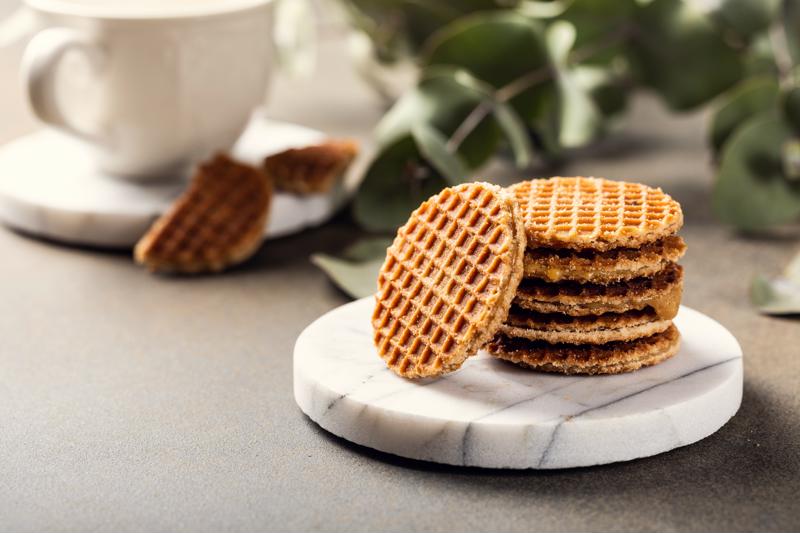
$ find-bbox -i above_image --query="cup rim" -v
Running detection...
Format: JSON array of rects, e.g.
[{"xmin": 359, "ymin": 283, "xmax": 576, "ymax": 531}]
[{"xmin": 24, "ymin": 0, "xmax": 274, "ymax": 20}]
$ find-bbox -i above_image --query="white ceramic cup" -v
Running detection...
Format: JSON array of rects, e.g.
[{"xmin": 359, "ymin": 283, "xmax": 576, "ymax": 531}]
[{"xmin": 21, "ymin": 0, "xmax": 275, "ymax": 180}]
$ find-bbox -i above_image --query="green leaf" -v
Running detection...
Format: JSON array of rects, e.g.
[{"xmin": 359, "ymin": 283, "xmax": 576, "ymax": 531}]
[
  {"xmin": 751, "ymin": 252, "xmax": 800, "ymax": 315},
  {"xmin": 423, "ymin": 11, "xmax": 553, "ymax": 122},
  {"xmin": 741, "ymin": 32, "xmax": 779, "ymax": 78},
  {"xmin": 342, "ymin": 0, "xmax": 503, "ymax": 59},
  {"xmin": 311, "ymin": 237, "xmax": 393, "ymax": 300},
  {"xmin": 354, "ymin": 136, "xmax": 448, "ymax": 232},
  {"xmin": 712, "ymin": 0, "xmax": 780, "ymax": 39},
  {"xmin": 713, "ymin": 110, "xmax": 800, "ymax": 229},
  {"xmin": 493, "ymin": 102, "xmax": 534, "ymax": 167},
  {"xmin": 782, "ymin": 85, "xmax": 800, "ymax": 133},
  {"xmin": 425, "ymin": 66, "xmax": 535, "ymax": 168},
  {"xmin": 516, "ymin": 0, "xmax": 572, "ymax": 18},
  {"xmin": 785, "ymin": 0, "xmax": 800, "ymax": 65},
  {"xmin": 546, "ymin": 21, "xmax": 603, "ymax": 147},
  {"xmin": 786, "ymin": 251, "xmax": 800, "ymax": 281},
  {"xmin": 751, "ymin": 275, "xmax": 800, "ymax": 315},
  {"xmin": 628, "ymin": 0, "xmax": 743, "ymax": 111},
  {"xmin": 558, "ymin": 0, "xmax": 637, "ymax": 65},
  {"xmin": 376, "ymin": 70, "xmax": 501, "ymax": 168},
  {"xmin": 782, "ymin": 138, "xmax": 800, "ymax": 181},
  {"xmin": 573, "ymin": 64, "xmax": 628, "ymax": 117},
  {"xmin": 710, "ymin": 77, "xmax": 779, "ymax": 155},
  {"xmin": 411, "ymin": 123, "xmax": 470, "ymax": 184}
]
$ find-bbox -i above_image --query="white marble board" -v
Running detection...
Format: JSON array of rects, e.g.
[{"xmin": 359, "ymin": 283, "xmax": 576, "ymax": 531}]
[{"xmin": 294, "ymin": 297, "xmax": 743, "ymax": 469}]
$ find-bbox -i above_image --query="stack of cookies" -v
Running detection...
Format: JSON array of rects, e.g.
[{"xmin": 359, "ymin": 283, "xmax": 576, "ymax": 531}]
[
  {"xmin": 487, "ymin": 177, "xmax": 686, "ymax": 375},
  {"xmin": 372, "ymin": 176, "xmax": 686, "ymax": 378}
]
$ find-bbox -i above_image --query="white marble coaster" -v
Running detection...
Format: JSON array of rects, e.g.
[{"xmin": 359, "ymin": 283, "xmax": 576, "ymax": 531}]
[
  {"xmin": 294, "ymin": 298, "xmax": 743, "ymax": 469},
  {"xmin": 0, "ymin": 112, "xmax": 350, "ymax": 247}
]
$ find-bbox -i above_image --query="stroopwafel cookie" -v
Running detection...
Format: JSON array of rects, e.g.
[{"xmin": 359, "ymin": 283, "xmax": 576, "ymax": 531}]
[
  {"xmin": 523, "ymin": 235, "xmax": 686, "ymax": 283},
  {"xmin": 510, "ymin": 177, "xmax": 683, "ymax": 251},
  {"xmin": 488, "ymin": 324, "xmax": 681, "ymax": 375},
  {"xmin": 513, "ymin": 263, "xmax": 683, "ymax": 318},
  {"xmin": 372, "ymin": 182, "xmax": 526, "ymax": 378},
  {"xmin": 489, "ymin": 176, "xmax": 685, "ymax": 376},
  {"xmin": 134, "ymin": 154, "xmax": 272, "ymax": 273},
  {"xmin": 264, "ymin": 139, "xmax": 358, "ymax": 194},
  {"xmin": 500, "ymin": 306, "xmax": 672, "ymax": 344}
]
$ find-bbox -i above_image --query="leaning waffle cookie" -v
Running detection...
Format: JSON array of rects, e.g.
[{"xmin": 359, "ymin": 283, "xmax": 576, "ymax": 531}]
[
  {"xmin": 500, "ymin": 307, "xmax": 672, "ymax": 344},
  {"xmin": 524, "ymin": 235, "xmax": 686, "ymax": 283},
  {"xmin": 488, "ymin": 325, "xmax": 681, "ymax": 375},
  {"xmin": 134, "ymin": 154, "xmax": 272, "ymax": 273},
  {"xmin": 510, "ymin": 177, "xmax": 683, "ymax": 251},
  {"xmin": 372, "ymin": 182, "xmax": 525, "ymax": 378},
  {"xmin": 514, "ymin": 263, "xmax": 683, "ymax": 319},
  {"xmin": 263, "ymin": 139, "xmax": 358, "ymax": 194}
]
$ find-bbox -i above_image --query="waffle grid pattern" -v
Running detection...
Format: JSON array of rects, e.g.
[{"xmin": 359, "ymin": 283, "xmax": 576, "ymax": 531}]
[
  {"xmin": 372, "ymin": 183, "xmax": 517, "ymax": 378},
  {"xmin": 264, "ymin": 139, "xmax": 358, "ymax": 194},
  {"xmin": 135, "ymin": 155, "xmax": 271, "ymax": 272},
  {"xmin": 511, "ymin": 177, "xmax": 682, "ymax": 250}
]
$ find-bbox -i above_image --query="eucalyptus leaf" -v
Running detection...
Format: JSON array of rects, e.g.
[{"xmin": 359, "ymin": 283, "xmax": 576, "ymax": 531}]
[
  {"xmin": 342, "ymin": 0, "xmax": 502, "ymax": 59},
  {"xmin": 376, "ymin": 70, "xmax": 501, "ymax": 168},
  {"xmin": 712, "ymin": 0, "xmax": 780, "ymax": 39},
  {"xmin": 742, "ymin": 33, "xmax": 779, "ymax": 77},
  {"xmin": 783, "ymin": 0, "xmax": 800, "ymax": 65},
  {"xmin": 573, "ymin": 64, "xmax": 628, "ymax": 117},
  {"xmin": 517, "ymin": 0, "xmax": 572, "ymax": 19},
  {"xmin": 437, "ymin": 66, "xmax": 496, "ymax": 95},
  {"xmin": 354, "ymin": 136, "xmax": 448, "ymax": 232},
  {"xmin": 710, "ymin": 77, "xmax": 779, "ymax": 155},
  {"xmin": 546, "ymin": 21, "xmax": 603, "ymax": 147},
  {"xmin": 430, "ymin": 66, "xmax": 536, "ymax": 167},
  {"xmin": 713, "ymin": 110, "xmax": 800, "ymax": 229},
  {"xmin": 411, "ymin": 123, "xmax": 470, "ymax": 184},
  {"xmin": 782, "ymin": 85, "xmax": 800, "ymax": 133},
  {"xmin": 311, "ymin": 237, "xmax": 393, "ymax": 300},
  {"xmin": 558, "ymin": 0, "xmax": 636, "ymax": 65},
  {"xmin": 785, "ymin": 251, "xmax": 800, "ymax": 280},
  {"xmin": 782, "ymin": 138, "xmax": 800, "ymax": 180},
  {"xmin": 628, "ymin": 0, "xmax": 743, "ymax": 110},
  {"xmin": 546, "ymin": 19, "xmax": 576, "ymax": 64},
  {"xmin": 751, "ymin": 252, "xmax": 800, "ymax": 315},
  {"xmin": 423, "ymin": 11, "xmax": 553, "ymax": 122},
  {"xmin": 493, "ymin": 102, "xmax": 534, "ymax": 167},
  {"xmin": 339, "ymin": 237, "xmax": 395, "ymax": 262},
  {"xmin": 751, "ymin": 275, "xmax": 800, "ymax": 315}
]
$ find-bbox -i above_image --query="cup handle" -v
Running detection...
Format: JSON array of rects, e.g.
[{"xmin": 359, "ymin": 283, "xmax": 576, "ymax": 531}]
[{"xmin": 21, "ymin": 27, "xmax": 107, "ymax": 145}]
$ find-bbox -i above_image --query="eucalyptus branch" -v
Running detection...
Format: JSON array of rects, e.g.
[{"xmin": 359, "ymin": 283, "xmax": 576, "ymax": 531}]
[
  {"xmin": 445, "ymin": 101, "xmax": 494, "ymax": 152},
  {"xmin": 445, "ymin": 23, "xmax": 634, "ymax": 155}
]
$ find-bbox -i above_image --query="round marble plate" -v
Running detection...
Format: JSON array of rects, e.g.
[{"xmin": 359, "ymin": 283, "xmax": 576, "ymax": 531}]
[
  {"xmin": 0, "ymin": 111, "xmax": 351, "ymax": 247},
  {"xmin": 294, "ymin": 298, "xmax": 743, "ymax": 469}
]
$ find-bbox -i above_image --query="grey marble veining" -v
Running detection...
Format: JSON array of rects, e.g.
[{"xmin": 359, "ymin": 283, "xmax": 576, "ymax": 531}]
[{"xmin": 294, "ymin": 298, "xmax": 743, "ymax": 469}]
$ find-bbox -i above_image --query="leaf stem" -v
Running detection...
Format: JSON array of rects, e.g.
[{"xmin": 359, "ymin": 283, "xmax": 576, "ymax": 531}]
[
  {"xmin": 445, "ymin": 100, "xmax": 494, "ymax": 152},
  {"xmin": 445, "ymin": 23, "xmax": 633, "ymax": 154}
]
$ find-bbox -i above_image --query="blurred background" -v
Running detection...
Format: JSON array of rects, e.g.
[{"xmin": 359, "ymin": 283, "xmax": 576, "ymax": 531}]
[{"xmin": 0, "ymin": 0, "xmax": 798, "ymax": 530}]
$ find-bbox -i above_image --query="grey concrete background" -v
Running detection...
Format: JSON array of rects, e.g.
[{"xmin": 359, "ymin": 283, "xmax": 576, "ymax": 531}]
[{"xmin": 0, "ymin": 2, "xmax": 798, "ymax": 531}]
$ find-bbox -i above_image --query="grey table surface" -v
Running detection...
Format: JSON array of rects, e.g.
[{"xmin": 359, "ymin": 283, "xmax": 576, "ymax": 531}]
[{"xmin": 0, "ymin": 9, "xmax": 799, "ymax": 533}]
